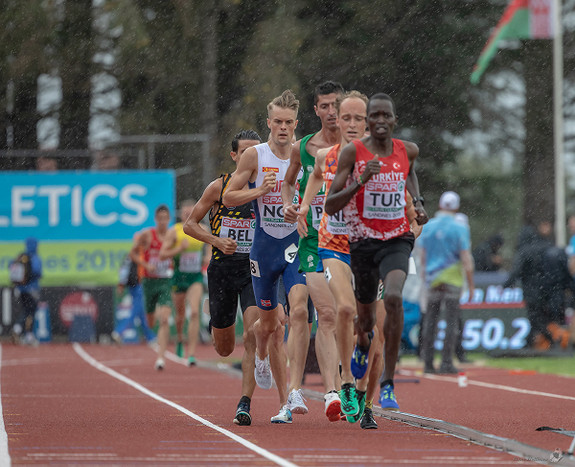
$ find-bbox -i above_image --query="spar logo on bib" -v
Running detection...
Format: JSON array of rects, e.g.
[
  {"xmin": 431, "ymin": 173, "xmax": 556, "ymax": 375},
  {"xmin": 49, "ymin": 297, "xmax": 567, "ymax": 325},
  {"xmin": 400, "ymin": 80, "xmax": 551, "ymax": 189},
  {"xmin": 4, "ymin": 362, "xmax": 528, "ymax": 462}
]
[
  {"xmin": 262, "ymin": 167, "xmax": 279, "ymax": 173},
  {"xmin": 59, "ymin": 291, "xmax": 99, "ymax": 328}
]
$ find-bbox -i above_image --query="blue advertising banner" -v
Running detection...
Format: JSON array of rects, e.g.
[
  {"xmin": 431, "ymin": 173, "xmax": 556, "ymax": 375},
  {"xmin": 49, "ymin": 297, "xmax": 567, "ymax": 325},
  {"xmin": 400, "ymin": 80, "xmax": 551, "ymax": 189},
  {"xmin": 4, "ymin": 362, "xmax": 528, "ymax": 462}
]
[
  {"xmin": 0, "ymin": 170, "xmax": 175, "ymax": 286},
  {"xmin": 0, "ymin": 171, "xmax": 174, "ymax": 240}
]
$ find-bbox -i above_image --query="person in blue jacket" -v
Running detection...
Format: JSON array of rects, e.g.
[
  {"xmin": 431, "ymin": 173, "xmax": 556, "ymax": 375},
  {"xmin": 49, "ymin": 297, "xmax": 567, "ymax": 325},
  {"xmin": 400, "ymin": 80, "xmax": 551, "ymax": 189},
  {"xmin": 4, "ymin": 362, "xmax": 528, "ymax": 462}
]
[{"xmin": 10, "ymin": 238, "xmax": 43, "ymax": 344}]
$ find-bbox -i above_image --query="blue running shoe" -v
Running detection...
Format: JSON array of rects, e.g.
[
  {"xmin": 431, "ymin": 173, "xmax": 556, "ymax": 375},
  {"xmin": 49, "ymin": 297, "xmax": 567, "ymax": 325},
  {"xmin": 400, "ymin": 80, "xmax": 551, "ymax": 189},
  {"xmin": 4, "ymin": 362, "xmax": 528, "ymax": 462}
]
[
  {"xmin": 379, "ymin": 383, "xmax": 400, "ymax": 411},
  {"xmin": 350, "ymin": 332, "xmax": 373, "ymax": 379}
]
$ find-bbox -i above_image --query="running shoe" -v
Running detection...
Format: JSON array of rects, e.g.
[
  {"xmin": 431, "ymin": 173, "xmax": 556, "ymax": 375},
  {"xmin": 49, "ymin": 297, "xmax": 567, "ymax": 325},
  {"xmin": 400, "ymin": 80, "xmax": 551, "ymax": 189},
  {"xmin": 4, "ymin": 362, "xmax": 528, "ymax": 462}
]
[
  {"xmin": 379, "ymin": 383, "xmax": 400, "ymax": 411},
  {"xmin": 154, "ymin": 358, "xmax": 165, "ymax": 371},
  {"xmin": 176, "ymin": 341, "xmax": 184, "ymax": 358},
  {"xmin": 187, "ymin": 356, "xmax": 196, "ymax": 367},
  {"xmin": 346, "ymin": 390, "xmax": 366, "ymax": 423},
  {"xmin": 339, "ymin": 383, "xmax": 359, "ymax": 416},
  {"xmin": 233, "ymin": 400, "xmax": 252, "ymax": 426},
  {"xmin": 111, "ymin": 331, "xmax": 122, "ymax": 344},
  {"xmin": 350, "ymin": 331, "xmax": 373, "ymax": 379},
  {"xmin": 324, "ymin": 391, "xmax": 342, "ymax": 422},
  {"xmin": 360, "ymin": 407, "xmax": 378, "ymax": 429},
  {"xmin": 287, "ymin": 388, "xmax": 308, "ymax": 415},
  {"xmin": 270, "ymin": 405, "xmax": 292, "ymax": 424},
  {"xmin": 254, "ymin": 355, "xmax": 273, "ymax": 390}
]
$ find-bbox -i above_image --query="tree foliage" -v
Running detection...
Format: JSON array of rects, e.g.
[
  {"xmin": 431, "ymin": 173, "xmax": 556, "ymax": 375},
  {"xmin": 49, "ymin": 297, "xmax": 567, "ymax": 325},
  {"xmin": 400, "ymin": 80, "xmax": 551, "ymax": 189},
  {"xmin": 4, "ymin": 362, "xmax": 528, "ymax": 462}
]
[{"xmin": 1, "ymin": 0, "xmax": 575, "ymax": 245}]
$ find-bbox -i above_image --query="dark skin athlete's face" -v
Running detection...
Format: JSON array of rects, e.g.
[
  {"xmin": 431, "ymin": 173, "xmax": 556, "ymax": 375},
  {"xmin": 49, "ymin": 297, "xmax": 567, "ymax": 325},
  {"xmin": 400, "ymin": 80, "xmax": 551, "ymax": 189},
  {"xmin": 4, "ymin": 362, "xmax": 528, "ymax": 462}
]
[{"xmin": 367, "ymin": 99, "xmax": 397, "ymax": 141}]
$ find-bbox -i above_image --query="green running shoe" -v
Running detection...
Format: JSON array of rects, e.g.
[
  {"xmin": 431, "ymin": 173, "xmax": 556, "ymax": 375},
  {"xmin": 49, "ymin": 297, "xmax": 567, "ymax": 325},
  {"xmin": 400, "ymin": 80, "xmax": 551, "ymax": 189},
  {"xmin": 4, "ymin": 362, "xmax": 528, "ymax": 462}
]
[
  {"xmin": 176, "ymin": 341, "xmax": 184, "ymax": 358},
  {"xmin": 339, "ymin": 383, "xmax": 359, "ymax": 416},
  {"xmin": 346, "ymin": 390, "xmax": 366, "ymax": 424}
]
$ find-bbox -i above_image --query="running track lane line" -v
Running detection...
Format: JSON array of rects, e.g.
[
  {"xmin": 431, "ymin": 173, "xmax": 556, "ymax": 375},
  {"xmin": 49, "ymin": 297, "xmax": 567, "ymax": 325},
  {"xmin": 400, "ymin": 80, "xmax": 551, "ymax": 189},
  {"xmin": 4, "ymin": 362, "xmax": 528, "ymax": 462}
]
[
  {"xmin": 0, "ymin": 346, "xmax": 11, "ymax": 467},
  {"xmin": 419, "ymin": 373, "xmax": 575, "ymax": 402},
  {"xmin": 72, "ymin": 343, "xmax": 297, "ymax": 467}
]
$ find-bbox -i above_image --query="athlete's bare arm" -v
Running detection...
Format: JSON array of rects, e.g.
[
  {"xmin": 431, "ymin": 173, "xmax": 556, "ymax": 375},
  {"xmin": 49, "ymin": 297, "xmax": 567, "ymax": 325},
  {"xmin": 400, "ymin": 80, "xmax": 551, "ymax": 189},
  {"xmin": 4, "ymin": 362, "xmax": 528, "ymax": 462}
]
[
  {"xmin": 404, "ymin": 140, "xmax": 428, "ymax": 225},
  {"xmin": 159, "ymin": 227, "xmax": 184, "ymax": 260},
  {"xmin": 223, "ymin": 147, "xmax": 275, "ymax": 208},
  {"xmin": 281, "ymin": 142, "xmax": 303, "ymax": 223},
  {"xmin": 325, "ymin": 142, "xmax": 364, "ymax": 215},
  {"xmin": 183, "ymin": 178, "xmax": 238, "ymax": 256},
  {"xmin": 297, "ymin": 147, "xmax": 329, "ymax": 237},
  {"xmin": 129, "ymin": 230, "xmax": 152, "ymax": 272}
]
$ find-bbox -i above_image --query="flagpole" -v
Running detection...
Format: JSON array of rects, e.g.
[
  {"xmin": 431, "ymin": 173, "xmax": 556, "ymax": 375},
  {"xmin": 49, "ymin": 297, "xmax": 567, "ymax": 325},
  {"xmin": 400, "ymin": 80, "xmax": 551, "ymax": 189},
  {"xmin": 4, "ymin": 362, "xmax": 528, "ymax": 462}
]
[{"xmin": 553, "ymin": 0, "xmax": 565, "ymax": 246}]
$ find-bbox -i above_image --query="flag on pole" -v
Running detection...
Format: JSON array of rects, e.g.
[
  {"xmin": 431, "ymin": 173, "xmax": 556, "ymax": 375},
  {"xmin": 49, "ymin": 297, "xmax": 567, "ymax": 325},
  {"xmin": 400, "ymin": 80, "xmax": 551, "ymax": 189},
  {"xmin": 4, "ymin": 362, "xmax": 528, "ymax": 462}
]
[{"xmin": 471, "ymin": 0, "xmax": 555, "ymax": 84}]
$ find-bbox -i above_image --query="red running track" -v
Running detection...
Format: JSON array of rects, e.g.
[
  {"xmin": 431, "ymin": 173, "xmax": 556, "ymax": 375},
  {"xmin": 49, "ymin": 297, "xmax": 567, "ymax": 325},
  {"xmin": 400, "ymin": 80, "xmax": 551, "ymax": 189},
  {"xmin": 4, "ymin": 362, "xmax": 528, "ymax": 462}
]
[{"xmin": 1, "ymin": 341, "xmax": 574, "ymax": 466}]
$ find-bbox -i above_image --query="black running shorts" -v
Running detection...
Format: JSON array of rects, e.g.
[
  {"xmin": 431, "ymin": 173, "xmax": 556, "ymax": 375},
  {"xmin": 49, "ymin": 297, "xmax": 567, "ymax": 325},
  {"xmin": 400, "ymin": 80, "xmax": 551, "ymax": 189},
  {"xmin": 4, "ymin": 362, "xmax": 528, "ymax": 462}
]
[
  {"xmin": 207, "ymin": 258, "xmax": 256, "ymax": 329},
  {"xmin": 350, "ymin": 236, "xmax": 414, "ymax": 304}
]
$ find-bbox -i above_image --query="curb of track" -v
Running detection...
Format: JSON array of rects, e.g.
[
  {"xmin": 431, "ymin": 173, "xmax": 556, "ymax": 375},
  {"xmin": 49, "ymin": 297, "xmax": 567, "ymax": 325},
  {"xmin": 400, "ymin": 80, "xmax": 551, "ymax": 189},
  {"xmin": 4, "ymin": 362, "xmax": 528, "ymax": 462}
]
[{"xmin": 197, "ymin": 358, "xmax": 575, "ymax": 466}]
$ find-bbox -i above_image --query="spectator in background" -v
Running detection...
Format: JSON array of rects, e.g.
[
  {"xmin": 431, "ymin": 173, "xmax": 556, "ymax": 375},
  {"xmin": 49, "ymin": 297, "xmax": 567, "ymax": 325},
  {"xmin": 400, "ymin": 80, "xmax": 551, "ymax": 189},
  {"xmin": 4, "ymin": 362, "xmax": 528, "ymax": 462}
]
[
  {"xmin": 503, "ymin": 222, "xmax": 553, "ymax": 348},
  {"xmin": 419, "ymin": 191, "xmax": 474, "ymax": 374},
  {"xmin": 36, "ymin": 154, "xmax": 58, "ymax": 171},
  {"xmin": 473, "ymin": 234, "xmax": 505, "ymax": 272},
  {"xmin": 112, "ymin": 231, "xmax": 156, "ymax": 344},
  {"xmin": 566, "ymin": 214, "xmax": 575, "ymax": 276},
  {"xmin": 9, "ymin": 238, "xmax": 43, "ymax": 345}
]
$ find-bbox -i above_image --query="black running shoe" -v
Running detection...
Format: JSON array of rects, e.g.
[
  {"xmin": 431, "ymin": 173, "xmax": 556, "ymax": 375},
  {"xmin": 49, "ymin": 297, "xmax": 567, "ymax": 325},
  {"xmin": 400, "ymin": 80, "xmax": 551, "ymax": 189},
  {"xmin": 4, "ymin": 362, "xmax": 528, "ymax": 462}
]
[
  {"xmin": 360, "ymin": 407, "xmax": 378, "ymax": 429},
  {"xmin": 233, "ymin": 400, "xmax": 251, "ymax": 426}
]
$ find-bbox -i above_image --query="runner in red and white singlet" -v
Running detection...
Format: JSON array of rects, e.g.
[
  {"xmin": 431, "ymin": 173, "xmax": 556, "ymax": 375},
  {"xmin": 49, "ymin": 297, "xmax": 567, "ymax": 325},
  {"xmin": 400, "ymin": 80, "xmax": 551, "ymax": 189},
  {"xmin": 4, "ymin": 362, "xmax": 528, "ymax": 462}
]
[{"xmin": 325, "ymin": 93, "xmax": 428, "ymax": 412}]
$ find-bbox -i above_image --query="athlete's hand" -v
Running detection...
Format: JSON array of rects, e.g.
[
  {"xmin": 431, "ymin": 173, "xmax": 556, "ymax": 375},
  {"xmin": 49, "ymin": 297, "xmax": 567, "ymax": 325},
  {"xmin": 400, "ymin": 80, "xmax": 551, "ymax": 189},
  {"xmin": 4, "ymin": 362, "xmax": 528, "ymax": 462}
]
[
  {"xmin": 260, "ymin": 172, "xmax": 277, "ymax": 195},
  {"xmin": 283, "ymin": 203, "xmax": 299, "ymax": 224},
  {"xmin": 360, "ymin": 153, "xmax": 382, "ymax": 184},
  {"xmin": 216, "ymin": 237, "xmax": 237, "ymax": 255},
  {"xmin": 414, "ymin": 205, "xmax": 429, "ymax": 225},
  {"xmin": 297, "ymin": 204, "xmax": 310, "ymax": 238},
  {"xmin": 145, "ymin": 262, "xmax": 156, "ymax": 274},
  {"xmin": 410, "ymin": 219, "xmax": 423, "ymax": 239}
]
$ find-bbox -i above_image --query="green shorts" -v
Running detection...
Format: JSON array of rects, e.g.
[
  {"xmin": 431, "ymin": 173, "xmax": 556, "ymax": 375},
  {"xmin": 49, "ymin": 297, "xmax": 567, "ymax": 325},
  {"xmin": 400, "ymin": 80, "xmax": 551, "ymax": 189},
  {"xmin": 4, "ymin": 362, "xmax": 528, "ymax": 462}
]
[
  {"xmin": 142, "ymin": 277, "xmax": 173, "ymax": 314},
  {"xmin": 298, "ymin": 229, "xmax": 320, "ymax": 273},
  {"xmin": 172, "ymin": 271, "xmax": 203, "ymax": 293}
]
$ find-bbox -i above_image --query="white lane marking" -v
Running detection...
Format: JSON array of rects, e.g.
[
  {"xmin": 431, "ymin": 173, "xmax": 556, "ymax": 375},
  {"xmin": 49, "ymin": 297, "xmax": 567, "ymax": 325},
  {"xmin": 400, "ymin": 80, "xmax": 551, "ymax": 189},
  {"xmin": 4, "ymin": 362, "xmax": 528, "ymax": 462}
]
[
  {"xmin": 0, "ymin": 345, "xmax": 12, "ymax": 467},
  {"xmin": 73, "ymin": 343, "xmax": 297, "ymax": 467},
  {"xmin": 421, "ymin": 373, "xmax": 575, "ymax": 402}
]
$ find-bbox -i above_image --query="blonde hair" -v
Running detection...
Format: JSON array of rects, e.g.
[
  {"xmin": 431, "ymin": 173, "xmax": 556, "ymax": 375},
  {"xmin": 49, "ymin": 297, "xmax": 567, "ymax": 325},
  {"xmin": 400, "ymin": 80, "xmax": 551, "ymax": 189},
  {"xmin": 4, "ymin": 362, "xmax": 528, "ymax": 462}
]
[
  {"xmin": 267, "ymin": 89, "xmax": 300, "ymax": 117},
  {"xmin": 335, "ymin": 90, "xmax": 368, "ymax": 115}
]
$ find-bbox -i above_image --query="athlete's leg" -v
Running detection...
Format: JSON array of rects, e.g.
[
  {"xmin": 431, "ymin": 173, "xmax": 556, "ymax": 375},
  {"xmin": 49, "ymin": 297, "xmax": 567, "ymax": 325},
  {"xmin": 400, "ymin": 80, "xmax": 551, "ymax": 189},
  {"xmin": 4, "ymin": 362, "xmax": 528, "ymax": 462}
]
[
  {"xmin": 380, "ymin": 269, "xmax": 407, "ymax": 382},
  {"xmin": 155, "ymin": 304, "xmax": 172, "ymax": 361},
  {"xmin": 268, "ymin": 304, "xmax": 288, "ymax": 407},
  {"xmin": 241, "ymin": 305, "xmax": 259, "ymax": 399},
  {"xmin": 323, "ymin": 258, "xmax": 356, "ymax": 385},
  {"xmin": 286, "ymin": 283, "xmax": 310, "ymax": 393},
  {"xmin": 306, "ymin": 271, "xmax": 338, "ymax": 392},
  {"xmin": 253, "ymin": 305, "xmax": 288, "ymax": 406},
  {"xmin": 185, "ymin": 281, "xmax": 204, "ymax": 359},
  {"xmin": 172, "ymin": 291, "xmax": 186, "ymax": 343},
  {"xmin": 365, "ymin": 300, "xmax": 385, "ymax": 403}
]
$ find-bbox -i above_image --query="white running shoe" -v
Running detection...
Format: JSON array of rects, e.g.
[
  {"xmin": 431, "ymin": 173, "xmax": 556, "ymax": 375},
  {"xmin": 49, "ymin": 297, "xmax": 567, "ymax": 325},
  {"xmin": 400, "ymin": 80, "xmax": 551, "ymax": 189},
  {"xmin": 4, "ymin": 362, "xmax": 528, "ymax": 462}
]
[
  {"xmin": 287, "ymin": 388, "xmax": 308, "ymax": 415},
  {"xmin": 154, "ymin": 358, "xmax": 165, "ymax": 371},
  {"xmin": 270, "ymin": 405, "xmax": 292, "ymax": 424},
  {"xmin": 324, "ymin": 391, "xmax": 342, "ymax": 422},
  {"xmin": 254, "ymin": 355, "xmax": 273, "ymax": 389}
]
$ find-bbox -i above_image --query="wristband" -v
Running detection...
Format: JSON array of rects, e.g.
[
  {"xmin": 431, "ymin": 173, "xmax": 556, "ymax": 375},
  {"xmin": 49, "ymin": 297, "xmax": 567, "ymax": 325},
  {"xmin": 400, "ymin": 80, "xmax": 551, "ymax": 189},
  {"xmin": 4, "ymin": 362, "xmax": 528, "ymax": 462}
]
[
  {"xmin": 356, "ymin": 175, "xmax": 364, "ymax": 186},
  {"xmin": 413, "ymin": 196, "xmax": 425, "ymax": 206}
]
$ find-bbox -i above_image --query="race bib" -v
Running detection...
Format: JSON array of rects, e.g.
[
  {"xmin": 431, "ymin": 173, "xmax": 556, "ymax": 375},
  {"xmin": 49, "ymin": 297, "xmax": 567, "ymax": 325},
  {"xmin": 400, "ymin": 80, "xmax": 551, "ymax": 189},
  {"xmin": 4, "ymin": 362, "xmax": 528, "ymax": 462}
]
[
  {"xmin": 150, "ymin": 257, "xmax": 173, "ymax": 278},
  {"xmin": 326, "ymin": 210, "xmax": 348, "ymax": 236},
  {"xmin": 220, "ymin": 217, "xmax": 254, "ymax": 254},
  {"xmin": 179, "ymin": 251, "xmax": 202, "ymax": 273},
  {"xmin": 310, "ymin": 194, "xmax": 325, "ymax": 230},
  {"xmin": 284, "ymin": 243, "xmax": 298, "ymax": 264},
  {"xmin": 363, "ymin": 178, "xmax": 406, "ymax": 220}
]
